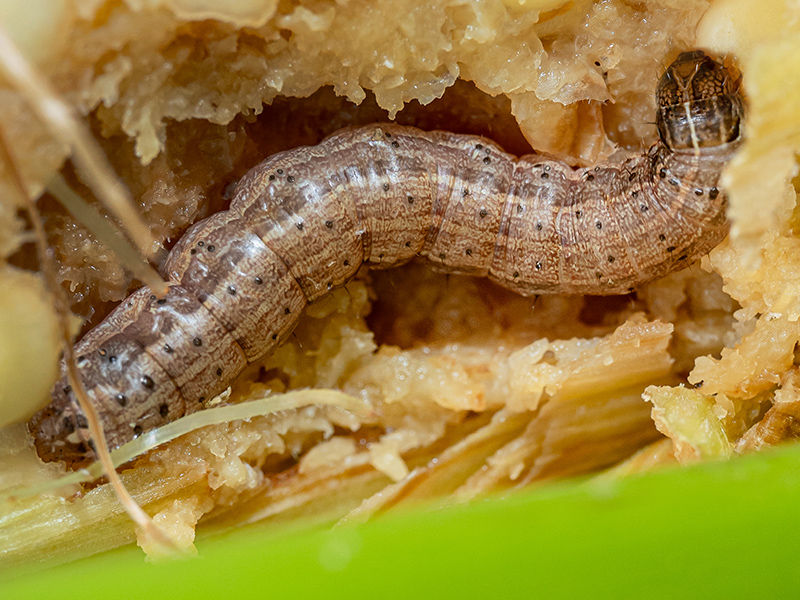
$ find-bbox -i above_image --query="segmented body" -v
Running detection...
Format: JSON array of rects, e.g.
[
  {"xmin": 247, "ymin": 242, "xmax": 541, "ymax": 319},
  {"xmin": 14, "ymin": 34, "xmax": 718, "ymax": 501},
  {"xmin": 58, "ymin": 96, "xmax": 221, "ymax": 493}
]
[{"xmin": 30, "ymin": 51, "xmax": 744, "ymax": 467}]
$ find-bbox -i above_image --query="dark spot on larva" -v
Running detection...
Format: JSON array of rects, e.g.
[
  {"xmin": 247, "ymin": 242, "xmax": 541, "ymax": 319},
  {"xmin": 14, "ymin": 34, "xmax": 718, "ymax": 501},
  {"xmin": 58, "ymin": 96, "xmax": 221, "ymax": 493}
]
[
  {"xmin": 709, "ymin": 187, "xmax": 719, "ymax": 199},
  {"xmin": 379, "ymin": 253, "xmax": 385, "ymax": 259},
  {"xmin": 678, "ymin": 254, "xmax": 688, "ymax": 261},
  {"xmin": 296, "ymin": 222, "xmax": 304, "ymax": 231},
  {"xmin": 163, "ymin": 344, "xmax": 173, "ymax": 354},
  {"xmin": 669, "ymin": 177, "xmax": 680, "ymax": 186},
  {"xmin": 407, "ymin": 196, "xmax": 414, "ymax": 204},
  {"xmin": 227, "ymin": 285, "xmax": 236, "ymax": 295},
  {"xmin": 327, "ymin": 281, "xmax": 333, "ymax": 290},
  {"xmin": 382, "ymin": 183, "xmax": 390, "ymax": 191},
  {"xmin": 115, "ymin": 393, "xmax": 127, "ymax": 407},
  {"xmin": 463, "ymin": 189, "xmax": 469, "ymax": 197},
  {"xmin": 479, "ymin": 208, "xmax": 487, "ymax": 218},
  {"xmin": 391, "ymin": 140, "xmax": 399, "ymax": 148},
  {"xmin": 475, "ymin": 143, "xmax": 483, "ymax": 150},
  {"xmin": 385, "ymin": 132, "xmax": 392, "ymax": 138},
  {"xmin": 596, "ymin": 272, "xmax": 603, "ymax": 279},
  {"xmin": 157, "ymin": 298, "xmax": 166, "ymax": 305},
  {"xmin": 513, "ymin": 271, "xmax": 519, "ymax": 278},
  {"xmin": 541, "ymin": 172, "xmax": 549, "ymax": 179},
  {"xmin": 63, "ymin": 385, "xmax": 72, "ymax": 395},
  {"xmin": 575, "ymin": 210, "xmax": 582, "ymax": 218},
  {"xmin": 198, "ymin": 293, "xmax": 208, "ymax": 302},
  {"xmin": 98, "ymin": 349, "xmax": 107, "ymax": 357},
  {"xmin": 77, "ymin": 355, "xmax": 88, "ymax": 365},
  {"xmin": 62, "ymin": 417, "xmax": 75, "ymax": 433},
  {"xmin": 659, "ymin": 234, "xmax": 666, "ymax": 241},
  {"xmin": 694, "ymin": 188, "xmax": 704, "ymax": 196},
  {"xmin": 693, "ymin": 380, "xmax": 704, "ymax": 389},
  {"xmin": 271, "ymin": 334, "xmax": 278, "ymax": 340},
  {"xmin": 284, "ymin": 307, "xmax": 291, "ymax": 314},
  {"xmin": 108, "ymin": 355, "xmax": 117, "ymax": 363},
  {"xmin": 343, "ymin": 259, "xmax": 350, "ymax": 266},
  {"xmin": 190, "ymin": 248, "xmax": 197, "ymax": 255},
  {"xmin": 639, "ymin": 203, "xmax": 647, "ymax": 211},
  {"xmin": 193, "ymin": 337, "xmax": 203, "ymax": 346},
  {"xmin": 629, "ymin": 172, "xmax": 636, "ymax": 181},
  {"xmin": 439, "ymin": 252, "xmax": 446, "ymax": 260},
  {"xmin": 465, "ymin": 248, "xmax": 472, "ymax": 256},
  {"xmin": 659, "ymin": 168, "xmax": 667, "ymax": 178},
  {"xmin": 150, "ymin": 294, "xmax": 156, "ymax": 301},
  {"xmin": 216, "ymin": 367, "xmax": 223, "ymax": 376},
  {"xmin": 405, "ymin": 241, "xmax": 411, "ymax": 248},
  {"xmin": 76, "ymin": 414, "xmax": 88, "ymax": 428},
  {"xmin": 207, "ymin": 245, "xmax": 215, "ymax": 252},
  {"xmin": 631, "ymin": 190, "xmax": 639, "ymax": 198},
  {"xmin": 159, "ymin": 403, "xmax": 169, "ymax": 418},
  {"xmin": 287, "ymin": 175, "xmax": 295, "ymax": 183},
  {"xmin": 133, "ymin": 425, "xmax": 143, "ymax": 437},
  {"xmin": 140, "ymin": 375, "xmax": 154, "ymax": 389},
  {"xmin": 255, "ymin": 276, "xmax": 263, "ymax": 284},
  {"xmin": 594, "ymin": 60, "xmax": 601, "ymax": 66},
  {"xmin": 277, "ymin": 168, "xmax": 284, "ymax": 175},
  {"xmin": 608, "ymin": 256, "xmax": 615, "ymax": 263},
  {"xmin": 325, "ymin": 220, "xmax": 333, "ymax": 228},
  {"xmin": 666, "ymin": 246, "xmax": 676, "ymax": 253},
  {"xmin": 517, "ymin": 204, "xmax": 524, "ymax": 214},
  {"xmin": 198, "ymin": 241, "xmax": 204, "ymax": 247},
  {"xmin": 268, "ymin": 174, "xmax": 275, "ymax": 181},
  {"xmin": 535, "ymin": 261, "xmax": 542, "ymax": 270},
  {"xmin": 483, "ymin": 156, "xmax": 491, "ymax": 164},
  {"xmin": 595, "ymin": 221, "xmax": 603, "ymax": 230},
  {"xmin": 198, "ymin": 396, "xmax": 206, "ymax": 404},
  {"xmin": 586, "ymin": 174, "xmax": 594, "ymax": 181},
  {"xmin": 536, "ymin": 222, "xmax": 543, "ymax": 231}
]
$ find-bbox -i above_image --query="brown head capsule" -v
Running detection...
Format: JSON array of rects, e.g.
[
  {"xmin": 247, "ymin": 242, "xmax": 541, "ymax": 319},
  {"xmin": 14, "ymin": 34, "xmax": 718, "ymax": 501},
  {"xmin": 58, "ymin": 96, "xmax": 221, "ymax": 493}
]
[
  {"xmin": 656, "ymin": 50, "xmax": 744, "ymax": 151},
  {"xmin": 30, "ymin": 50, "xmax": 744, "ymax": 468}
]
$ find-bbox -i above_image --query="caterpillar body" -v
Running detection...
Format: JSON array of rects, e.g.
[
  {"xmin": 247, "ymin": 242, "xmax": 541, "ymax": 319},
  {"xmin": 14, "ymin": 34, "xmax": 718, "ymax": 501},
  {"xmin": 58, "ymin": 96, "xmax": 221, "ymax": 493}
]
[{"xmin": 30, "ymin": 50, "xmax": 744, "ymax": 468}]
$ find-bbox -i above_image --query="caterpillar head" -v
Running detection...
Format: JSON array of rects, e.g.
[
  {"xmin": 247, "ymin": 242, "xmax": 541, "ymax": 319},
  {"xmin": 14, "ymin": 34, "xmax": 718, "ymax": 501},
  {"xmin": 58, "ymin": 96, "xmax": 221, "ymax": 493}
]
[{"xmin": 656, "ymin": 50, "xmax": 744, "ymax": 151}]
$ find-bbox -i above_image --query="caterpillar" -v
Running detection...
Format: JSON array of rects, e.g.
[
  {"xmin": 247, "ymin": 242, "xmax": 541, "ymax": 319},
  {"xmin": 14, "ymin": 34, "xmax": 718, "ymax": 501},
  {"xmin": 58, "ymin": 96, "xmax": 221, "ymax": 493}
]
[{"xmin": 29, "ymin": 50, "xmax": 744, "ymax": 469}]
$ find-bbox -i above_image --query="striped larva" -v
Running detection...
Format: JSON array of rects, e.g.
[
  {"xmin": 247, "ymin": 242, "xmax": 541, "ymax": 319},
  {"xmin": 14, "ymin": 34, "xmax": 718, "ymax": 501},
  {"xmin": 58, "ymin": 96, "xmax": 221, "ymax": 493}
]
[{"xmin": 29, "ymin": 50, "xmax": 744, "ymax": 468}]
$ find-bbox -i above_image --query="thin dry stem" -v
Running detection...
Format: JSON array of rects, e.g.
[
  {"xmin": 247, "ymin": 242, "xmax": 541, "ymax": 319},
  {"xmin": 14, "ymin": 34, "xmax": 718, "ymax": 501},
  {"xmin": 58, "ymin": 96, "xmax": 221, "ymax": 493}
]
[
  {"xmin": 47, "ymin": 174, "xmax": 166, "ymax": 295},
  {"xmin": 0, "ymin": 128, "xmax": 178, "ymax": 553},
  {"xmin": 0, "ymin": 23, "xmax": 166, "ymax": 295}
]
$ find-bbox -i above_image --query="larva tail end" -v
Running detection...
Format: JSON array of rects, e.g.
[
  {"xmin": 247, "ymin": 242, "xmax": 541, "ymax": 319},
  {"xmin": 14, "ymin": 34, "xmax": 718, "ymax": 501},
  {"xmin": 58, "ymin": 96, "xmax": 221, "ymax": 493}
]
[{"xmin": 28, "ymin": 382, "xmax": 95, "ymax": 469}]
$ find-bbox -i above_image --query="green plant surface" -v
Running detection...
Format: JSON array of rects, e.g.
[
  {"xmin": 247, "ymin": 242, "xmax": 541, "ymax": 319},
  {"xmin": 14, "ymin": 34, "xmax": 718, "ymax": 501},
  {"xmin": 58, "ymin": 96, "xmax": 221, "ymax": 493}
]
[{"xmin": 5, "ymin": 443, "xmax": 800, "ymax": 599}]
